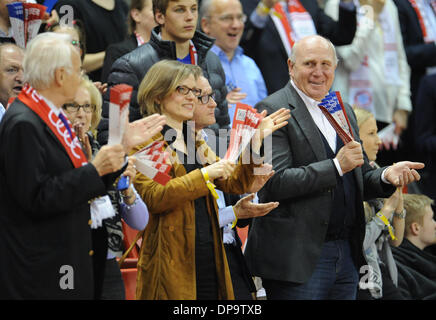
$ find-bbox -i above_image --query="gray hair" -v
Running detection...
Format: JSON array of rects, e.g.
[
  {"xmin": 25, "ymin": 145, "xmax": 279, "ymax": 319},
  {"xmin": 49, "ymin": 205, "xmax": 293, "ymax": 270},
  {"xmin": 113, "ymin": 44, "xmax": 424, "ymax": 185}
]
[
  {"xmin": 23, "ymin": 32, "xmax": 76, "ymax": 90},
  {"xmin": 199, "ymin": 0, "xmax": 214, "ymax": 29},
  {"xmin": 289, "ymin": 35, "xmax": 339, "ymax": 65}
]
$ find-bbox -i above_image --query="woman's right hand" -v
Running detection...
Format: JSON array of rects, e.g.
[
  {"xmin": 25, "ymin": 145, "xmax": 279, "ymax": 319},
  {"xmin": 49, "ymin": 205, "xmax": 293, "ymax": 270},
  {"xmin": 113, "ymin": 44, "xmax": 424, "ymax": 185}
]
[{"xmin": 204, "ymin": 159, "xmax": 236, "ymax": 181}]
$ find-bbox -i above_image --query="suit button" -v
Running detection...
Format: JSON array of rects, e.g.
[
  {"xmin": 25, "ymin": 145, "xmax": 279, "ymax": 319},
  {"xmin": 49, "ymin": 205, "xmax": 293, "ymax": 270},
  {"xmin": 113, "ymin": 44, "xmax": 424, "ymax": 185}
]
[
  {"xmin": 89, "ymin": 250, "xmax": 94, "ymax": 256},
  {"xmin": 169, "ymin": 226, "xmax": 175, "ymax": 232},
  {"xmin": 88, "ymin": 219, "xmax": 92, "ymax": 226}
]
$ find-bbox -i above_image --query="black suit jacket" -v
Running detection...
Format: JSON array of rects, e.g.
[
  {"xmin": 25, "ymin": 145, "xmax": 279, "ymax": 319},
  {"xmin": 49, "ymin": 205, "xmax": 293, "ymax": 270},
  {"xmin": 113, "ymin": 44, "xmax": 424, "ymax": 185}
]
[
  {"xmin": 240, "ymin": 0, "xmax": 357, "ymax": 94},
  {"xmin": 244, "ymin": 82, "xmax": 394, "ymax": 284},
  {"xmin": 393, "ymin": 0, "xmax": 436, "ymax": 102},
  {"xmin": 0, "ymin": 100, "xmax": 115, "ymax": 299}
]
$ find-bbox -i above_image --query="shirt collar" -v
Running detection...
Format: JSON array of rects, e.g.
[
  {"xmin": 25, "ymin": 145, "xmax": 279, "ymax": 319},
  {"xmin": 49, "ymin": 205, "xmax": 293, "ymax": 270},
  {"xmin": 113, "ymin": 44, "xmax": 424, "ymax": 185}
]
[
  {"xmin": 41, "ymin": 95, "xmax": 61, "ymax": 116},
  {"xmin": 211, "ymin": 44, "xmax": 243, "ymax": 60},
  {"xmin": 290, "ymin": 79, "xmax": 321, "ymax": 110}
]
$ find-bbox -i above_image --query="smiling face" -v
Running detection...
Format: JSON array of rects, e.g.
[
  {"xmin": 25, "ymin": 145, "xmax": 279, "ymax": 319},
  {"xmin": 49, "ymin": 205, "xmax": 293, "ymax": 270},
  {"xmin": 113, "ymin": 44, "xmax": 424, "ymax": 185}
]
[
  {"xmin": 201, "ymin": 0, "xmax": 244, "ymax": 59},
  {"xmin": 289, "ymin": 36, "xmax": 337, "ymax": 101},
  {"xmin": 359, "ymin": 116, "xmax": 381, "ymax": 162},
  {"xmin": 0, "ymin": 44, "xmax": 23, "ymax": 106},
  {"xmin": 156, "ymin": 0, "xmax": 198, "ymax": 43},
  {"xmin": 160, "ymin": 74, "xmax": 198, "ymax": 122}
]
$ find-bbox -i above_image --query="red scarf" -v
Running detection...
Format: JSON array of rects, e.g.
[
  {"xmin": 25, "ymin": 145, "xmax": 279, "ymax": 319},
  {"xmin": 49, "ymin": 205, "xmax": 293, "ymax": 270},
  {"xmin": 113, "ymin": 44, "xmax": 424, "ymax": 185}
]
[
  {"xmin": 18, "ymin": 84, "xmax": 88, "ymax": 168},
  {"xmin": 408, "ymin": 0, "xmax": 429, "ymax": 40},
  {"xmin": 189, "ymin": 40, "xmax": 198, "ymax": 65}
]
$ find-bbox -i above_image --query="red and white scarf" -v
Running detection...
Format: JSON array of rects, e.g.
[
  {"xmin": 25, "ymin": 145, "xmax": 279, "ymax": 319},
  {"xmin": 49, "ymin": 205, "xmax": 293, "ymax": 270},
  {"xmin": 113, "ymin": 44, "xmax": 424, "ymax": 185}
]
[
  {"xmin": 408, "ymin": 0, "xmax": 436, "ymax": 43},
  {"xmin": 271, "ymin": 0, "xmax": 317, "ymax": 57},
  {"xmin": 18, "ymin": 84, "xmax": 88, "ymax": 168}
]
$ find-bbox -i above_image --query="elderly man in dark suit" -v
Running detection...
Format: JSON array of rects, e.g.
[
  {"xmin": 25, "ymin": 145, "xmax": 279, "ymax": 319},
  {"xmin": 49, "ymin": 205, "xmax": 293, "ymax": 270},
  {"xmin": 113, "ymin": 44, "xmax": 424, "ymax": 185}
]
[
  {"xmin": 0, "ymin": 32, "xmax": 164, "ymax": 299},
  {"xmin": 244, "ymin": 35, "xmax": 424, "ymax": 300}
]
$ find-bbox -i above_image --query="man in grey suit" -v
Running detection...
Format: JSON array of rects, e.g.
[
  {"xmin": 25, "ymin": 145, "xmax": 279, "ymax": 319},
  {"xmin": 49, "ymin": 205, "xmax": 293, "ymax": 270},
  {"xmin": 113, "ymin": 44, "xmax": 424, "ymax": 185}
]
[{"xmin": 244, "ymin": 35, "xmax": 424, "ymax": 300}]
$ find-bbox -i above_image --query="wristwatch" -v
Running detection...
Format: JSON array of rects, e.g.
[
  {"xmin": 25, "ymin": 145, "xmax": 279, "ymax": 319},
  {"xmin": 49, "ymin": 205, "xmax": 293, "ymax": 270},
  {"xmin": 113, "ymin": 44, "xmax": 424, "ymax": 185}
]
[{"xmin": 394, "ymin": 209, "xmax": 406, "ymax": 219}]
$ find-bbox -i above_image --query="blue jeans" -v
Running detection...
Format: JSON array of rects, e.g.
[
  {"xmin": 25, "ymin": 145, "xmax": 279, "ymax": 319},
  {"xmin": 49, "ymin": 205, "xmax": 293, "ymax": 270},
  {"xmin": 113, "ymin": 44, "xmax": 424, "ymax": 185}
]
[{"xmin": 263, "ymin": 240, "xmax": 359, "ymax": 300}]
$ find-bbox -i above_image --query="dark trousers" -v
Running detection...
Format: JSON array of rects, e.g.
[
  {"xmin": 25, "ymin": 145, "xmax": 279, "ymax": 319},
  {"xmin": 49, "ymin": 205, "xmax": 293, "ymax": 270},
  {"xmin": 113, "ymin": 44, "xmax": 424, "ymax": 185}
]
[
  {"xmin": 263, "ymin": 240, "xmax": 358, "ymax": 300},
  {"xmin": 225, "ymin": 243, "xmax": 255, "ymax": 300},
  {"xmin": 101, "ymin": 258, "xmax": 126, "ymax": 300}
]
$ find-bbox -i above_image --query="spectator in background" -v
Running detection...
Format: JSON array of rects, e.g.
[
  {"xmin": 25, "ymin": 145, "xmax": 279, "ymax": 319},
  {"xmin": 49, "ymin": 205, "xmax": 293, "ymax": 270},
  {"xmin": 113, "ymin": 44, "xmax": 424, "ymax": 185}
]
[
  {"xmin": 101, "ymin": 0, "xmax": 156, "ymax": 83},
  {"xmin": 354, "ymin": 107, "xmax": 406, "ymax": 300},
  {"xmin": 239, "ymin": 0, "xmax": 357, "ymax": 95},
  {"xmin": 48, "ymin": 20, "xmax": 87, "ymax": 63},
  {"xmin": 0, "ymin": 43, "xmax": 23, "ymax": 122},
  {"xmin": 324, "ymin": 0, "xmax": 412, "ymax": 160},
  {"xmin": 97, "ymin": 0, "xmax": 231, "ymax": 146},
  {"xmin": 54, "ymin": 0, "xmax": 128, "ymax": 81},
  {"xmin": 392, "ymin": 193, "xmax": 436, "ymax": 300},
  {"xmin": 413, "ymin": 73, "xmax": 436, "ymax": 256},
  {"xmin": 199, "ymin": 0, "xmax": 267, "ymax": 124}
]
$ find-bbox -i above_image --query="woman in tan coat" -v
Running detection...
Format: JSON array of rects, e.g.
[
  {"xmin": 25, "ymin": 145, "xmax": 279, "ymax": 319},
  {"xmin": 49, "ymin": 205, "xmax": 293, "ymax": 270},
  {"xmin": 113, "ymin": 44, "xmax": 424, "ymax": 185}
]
[{"xmin": 132, "ymin": 60, "xmax": 289, "ymax": 300}]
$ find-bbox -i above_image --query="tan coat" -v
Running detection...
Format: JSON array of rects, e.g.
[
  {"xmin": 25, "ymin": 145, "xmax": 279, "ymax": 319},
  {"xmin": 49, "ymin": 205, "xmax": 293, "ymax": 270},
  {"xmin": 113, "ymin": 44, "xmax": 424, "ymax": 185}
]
[{"xmin": 132, "ymin": 132, "xmax": 258, "ymax": 300}]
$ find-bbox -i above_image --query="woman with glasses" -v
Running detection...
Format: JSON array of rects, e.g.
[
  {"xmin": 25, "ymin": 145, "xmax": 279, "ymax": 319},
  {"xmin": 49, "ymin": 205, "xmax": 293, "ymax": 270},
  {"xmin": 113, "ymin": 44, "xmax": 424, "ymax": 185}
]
[
  {"xmin": 62, "ymin": 76, "xmax": 151, "ymax": 300},
  {"xmin": 129, "ymin": 59, "xmax": 289, "ymax": 300}
]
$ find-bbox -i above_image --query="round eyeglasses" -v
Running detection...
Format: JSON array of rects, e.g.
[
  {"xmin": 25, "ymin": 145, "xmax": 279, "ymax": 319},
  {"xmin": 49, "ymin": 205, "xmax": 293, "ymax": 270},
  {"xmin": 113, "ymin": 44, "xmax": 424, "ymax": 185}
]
[
  {"xmin": 176, "ymin": 85, "xmax": 202, "ymax": 97},
  {"xmin": 197, "ymin": 92, "xmax": 216, "ymax": 104}
]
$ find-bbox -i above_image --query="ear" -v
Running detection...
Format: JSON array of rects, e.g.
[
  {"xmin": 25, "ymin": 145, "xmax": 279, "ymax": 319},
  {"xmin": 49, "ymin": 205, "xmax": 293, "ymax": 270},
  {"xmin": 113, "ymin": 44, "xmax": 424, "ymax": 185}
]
[
  {"xmin": 287, "ymin": 58, "xmax": 294, "ymax": 78},
  {"xmin": 155, "ymin": 10, "xmax": 165, "ymax": 26},
  {"xmin": 54, "ymin": 67, "xmax": 65, "ymax": 87},
  {"xmin": 131, "ymin": 8, "xmax": 141, "ymax": 24},
  {"xmin": 200, "ymin": 17, "xmax": 210, "ymax": 34},
  {"xmin": 410, "ymin": 222, "xmax": 421, "ymax": 236}
]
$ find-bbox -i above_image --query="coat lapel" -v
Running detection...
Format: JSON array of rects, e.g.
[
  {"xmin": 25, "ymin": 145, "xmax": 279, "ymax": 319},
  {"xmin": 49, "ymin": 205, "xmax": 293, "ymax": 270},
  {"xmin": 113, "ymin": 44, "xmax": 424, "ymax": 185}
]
[{"xmin": 285, "ymin": 83, "xmax": 326, "ymax": 161}]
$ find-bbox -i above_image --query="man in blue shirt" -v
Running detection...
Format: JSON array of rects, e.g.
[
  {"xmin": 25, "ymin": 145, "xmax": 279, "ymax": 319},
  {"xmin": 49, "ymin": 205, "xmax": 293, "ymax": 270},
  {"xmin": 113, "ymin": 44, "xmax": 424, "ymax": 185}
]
[{"xmin": 200, "ymin": 0, "xmax": 267, "ymax": 125}]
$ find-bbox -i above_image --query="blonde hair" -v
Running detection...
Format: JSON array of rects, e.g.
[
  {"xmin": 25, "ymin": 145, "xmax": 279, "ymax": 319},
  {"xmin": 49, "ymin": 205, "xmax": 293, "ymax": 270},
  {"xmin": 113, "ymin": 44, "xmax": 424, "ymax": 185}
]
[
  {"xmin": 353, "ymin": 107, "xmax": 374, "ymax": 129},
  {"xmin": 403, "ymin": 193, "xmax": 434, "ymax": 234},
  {"xmin": 137, "ymin": 60, "xmax": 203, "ymax": 116},
  {"xmin": 80, "ymin": 76, "xmax": 102, "ymax": 133}
]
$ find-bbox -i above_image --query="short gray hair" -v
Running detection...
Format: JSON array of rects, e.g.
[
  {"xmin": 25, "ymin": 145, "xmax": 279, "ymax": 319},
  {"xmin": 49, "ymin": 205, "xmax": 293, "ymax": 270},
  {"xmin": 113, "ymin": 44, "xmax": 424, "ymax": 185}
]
[
  {"xmin": 289, "ymin": 35, "xmax": 339, "ymax": 65},
  {"xmin": 199, "ymin": 0, "xmax": 214, "ymax": 28},
  {"xmin": 23, "ymin": 32, "xmax": 76, "ymax": 90}
]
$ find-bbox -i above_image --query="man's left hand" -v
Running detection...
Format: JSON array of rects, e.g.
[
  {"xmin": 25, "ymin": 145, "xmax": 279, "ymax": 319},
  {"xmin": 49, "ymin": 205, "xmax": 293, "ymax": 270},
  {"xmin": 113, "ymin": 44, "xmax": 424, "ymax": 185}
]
[
  {"xmin": 233, "ymin": 193, "xmax": 279, "ymax": 220},
  {"xmin": 384, "ymin": 161, "xmax": 425, "ymax": 187}
]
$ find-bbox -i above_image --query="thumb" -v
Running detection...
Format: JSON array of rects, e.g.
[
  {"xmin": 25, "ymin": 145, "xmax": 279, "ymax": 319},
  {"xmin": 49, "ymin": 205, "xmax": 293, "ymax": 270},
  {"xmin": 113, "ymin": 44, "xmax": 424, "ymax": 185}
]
[{"xmin": 241, "ymin": 193, "xmax": 256, "ymax": 202}]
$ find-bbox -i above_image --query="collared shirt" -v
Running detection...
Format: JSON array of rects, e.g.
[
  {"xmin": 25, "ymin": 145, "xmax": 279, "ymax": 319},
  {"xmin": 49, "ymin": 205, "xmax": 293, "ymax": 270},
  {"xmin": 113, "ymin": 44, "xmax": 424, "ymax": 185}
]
[
  {"xmin": 210, "ymin": 45, "xmax": 267, "ymax": 125},
  {"xmin": 0, "ymin": 103, "xmax": 5, "ymax": 123},
  {"xmin": 290, "ymin": 79, "xmax": 344, "ymax": 175}
]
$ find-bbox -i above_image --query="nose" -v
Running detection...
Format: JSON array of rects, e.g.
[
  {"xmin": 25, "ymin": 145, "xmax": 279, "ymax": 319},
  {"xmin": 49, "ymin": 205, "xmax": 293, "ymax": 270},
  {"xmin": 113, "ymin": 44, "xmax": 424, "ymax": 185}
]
[
  {"xmin": 16, "ymin": 68, "xmax": 23, "ymax": 83},
  {"xmin": 376, "ymin": 134, "xmax": 382, "ymax": 146},
  {"xmin": 209, "ymin": 97, "xmax": 217, "ymax": 109}
]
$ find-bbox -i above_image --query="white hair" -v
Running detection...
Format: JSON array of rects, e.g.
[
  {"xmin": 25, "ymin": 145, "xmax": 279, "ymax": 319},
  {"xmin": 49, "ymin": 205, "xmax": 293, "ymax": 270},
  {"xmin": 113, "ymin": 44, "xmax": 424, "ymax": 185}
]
[{"xmin": 23, "ymin": 32, "xmax": 77, "ymax": 90}]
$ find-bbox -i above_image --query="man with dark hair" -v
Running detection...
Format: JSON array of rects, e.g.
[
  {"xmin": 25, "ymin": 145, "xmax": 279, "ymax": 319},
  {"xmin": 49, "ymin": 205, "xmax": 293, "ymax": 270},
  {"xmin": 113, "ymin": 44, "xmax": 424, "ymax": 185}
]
[{"xmin": 97, "ymin": 0, "xmax": 230, "ymax": 145}]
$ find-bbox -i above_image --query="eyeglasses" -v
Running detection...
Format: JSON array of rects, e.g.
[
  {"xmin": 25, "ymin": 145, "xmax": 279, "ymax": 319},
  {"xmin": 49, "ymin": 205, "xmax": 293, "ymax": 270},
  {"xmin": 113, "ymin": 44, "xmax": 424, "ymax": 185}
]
[
  {"xmin": 213, "ymin": 14, "xmax": 247, "ymax": 24},
  {"xmin": 62, "ymin": 103, "xmax": 96, "ymax": 114},
  {"xmin": 176, "ymin": 85, "xmax": 202, "ymax": 97},
  {"xmin": 197, "ymin": 92, "xmax": 215, "ymax": 104}
]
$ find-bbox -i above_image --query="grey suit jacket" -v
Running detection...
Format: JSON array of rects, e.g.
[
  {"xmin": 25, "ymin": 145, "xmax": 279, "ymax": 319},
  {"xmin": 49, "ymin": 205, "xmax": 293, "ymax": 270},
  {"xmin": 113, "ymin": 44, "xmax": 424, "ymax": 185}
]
[{"xmin": 244, "ymin": 82, "xmax": 394, "ymax": 284}]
